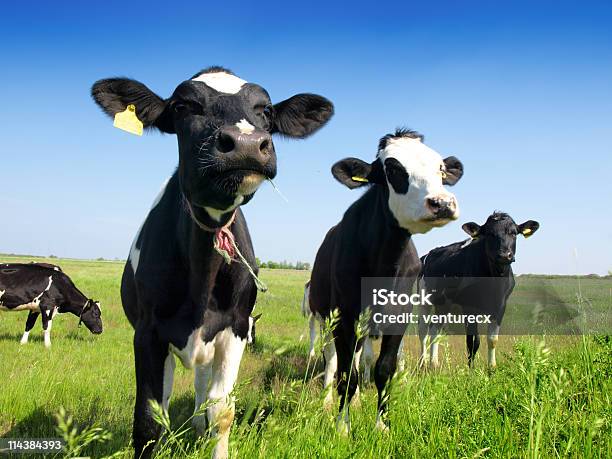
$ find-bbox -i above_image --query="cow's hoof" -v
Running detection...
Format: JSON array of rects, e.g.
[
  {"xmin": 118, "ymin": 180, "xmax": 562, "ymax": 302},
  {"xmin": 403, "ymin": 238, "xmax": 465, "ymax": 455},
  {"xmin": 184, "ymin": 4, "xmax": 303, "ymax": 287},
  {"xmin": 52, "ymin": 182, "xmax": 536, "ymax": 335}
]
[
  {"xmin": 336, "ymin": 418, "xmax": 350, "ymax": 437},
  {"xmin": 375, "ymin": 418, "xmax": 389, "ymax": 433},
  {"xmin": 323, "ymin": 392, "xmax": 335, "ymax": 411}
]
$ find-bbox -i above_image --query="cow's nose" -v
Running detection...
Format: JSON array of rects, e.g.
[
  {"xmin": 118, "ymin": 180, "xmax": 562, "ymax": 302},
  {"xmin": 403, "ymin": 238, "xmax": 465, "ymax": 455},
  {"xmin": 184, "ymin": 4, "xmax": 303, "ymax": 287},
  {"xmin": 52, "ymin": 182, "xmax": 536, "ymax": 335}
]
[
  {"xmin": 215, "ymin": 126, "xmax": 272, "ymax": 161},
  {"xmin": 426, "ymin": 196, "xmax": 457, "ymax": 218}
]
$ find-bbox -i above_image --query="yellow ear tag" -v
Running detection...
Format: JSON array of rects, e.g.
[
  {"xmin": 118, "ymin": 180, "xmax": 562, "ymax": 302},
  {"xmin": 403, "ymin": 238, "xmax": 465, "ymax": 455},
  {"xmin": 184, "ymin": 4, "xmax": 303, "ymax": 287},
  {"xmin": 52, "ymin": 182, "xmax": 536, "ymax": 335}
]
[
  {"xmin": 522, "ymin": 228, "xmax": 532, "ymax": 237},
  {"xmin": 113, "ymin": 104, "xmax": 143, "ymax": 136},
  {"xmin": 351, "ymin": 176, "xmax": 369, "ymax": 183}
]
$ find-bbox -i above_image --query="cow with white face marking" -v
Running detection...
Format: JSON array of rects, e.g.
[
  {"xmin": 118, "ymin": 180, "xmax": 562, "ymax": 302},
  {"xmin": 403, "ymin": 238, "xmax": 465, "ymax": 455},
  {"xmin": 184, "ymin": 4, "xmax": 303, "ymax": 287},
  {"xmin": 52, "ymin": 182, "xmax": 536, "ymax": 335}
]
[
  {"xmin": 0, "ymin": 263, "xmax": 103, "ymax": 347},
  {"xmin": 418, "ymin": 212, "xmax": 540, "ymax": 369},
  {"xmin": 91, "ymin": 66, "xmax": 333, "ymax": 459},
  {"xmin": 307, "ymin": 128, "xmax": 464, "ymax": 432}
]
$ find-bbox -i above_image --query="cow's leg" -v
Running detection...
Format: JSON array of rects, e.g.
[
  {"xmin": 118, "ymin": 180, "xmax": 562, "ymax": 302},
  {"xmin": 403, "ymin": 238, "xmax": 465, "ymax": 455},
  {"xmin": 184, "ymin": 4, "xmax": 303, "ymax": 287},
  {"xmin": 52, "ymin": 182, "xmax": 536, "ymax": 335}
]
[
  {"xmin": 487, "ymin": 320, "xmax": 500, "ymax": 368},
  {"xmin": 193, "ymin": 362, "xmax": 212, "ymax": 435},
  {"xmin": 429, "ymin": 322, "xmax": 442, "ymax": 369},
  {"xmin": 40, "ymin": 306, "xmax": 55, "ymax": 348},
  {"xmin": 308, "ymin": 314, "xmax": 317, "ymax": 359},
  {"xmin": 21, "ymin": 311, "xmax": 39, "ymax": 344},
  {"xmin": 207, "ymin": 329, "xmax": 246, "ymax": 459},
  {"xmin": 361, "ymin": 336, "xmax": 374, "ymax": 385},
  {"xmin": 322, "ymin": 332, "xmax": 337, "ymax": 410},
  {"xmin": 162, "ymin": 353, "xmax": 176, "ymax": 411},
  {"xmin": 396, "ymin": 335, "xmax": 406, "ymax": 372},
  {"xmin": 418, "ymin": 302, "xmax": 431, "ymax": 368},
  {"xmin": 374, "ymin": 333, "xmax": 404, "ymax": 431},
  {"xmin": 466, "ymin": 322, "xmax": 480, "ymax": 368},
  {"xmin": 334, "ymin": 319, "xmax": 359, "ymax": 435},
  {"xmin": 133, "ymin": 324, "xmax": 170, "ymax": 459},
  {"xmin": 352, "ymin": 342, "xmax": 363, "ymax": 405}
]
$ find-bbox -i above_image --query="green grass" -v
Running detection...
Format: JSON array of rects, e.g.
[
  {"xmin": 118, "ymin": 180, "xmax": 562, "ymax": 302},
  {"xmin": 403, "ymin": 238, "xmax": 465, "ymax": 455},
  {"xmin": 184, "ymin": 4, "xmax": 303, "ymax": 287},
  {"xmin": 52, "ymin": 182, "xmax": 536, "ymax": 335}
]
[{"xmin": 0, "ymin": 256, "xmax": 610, "ymax": 458}]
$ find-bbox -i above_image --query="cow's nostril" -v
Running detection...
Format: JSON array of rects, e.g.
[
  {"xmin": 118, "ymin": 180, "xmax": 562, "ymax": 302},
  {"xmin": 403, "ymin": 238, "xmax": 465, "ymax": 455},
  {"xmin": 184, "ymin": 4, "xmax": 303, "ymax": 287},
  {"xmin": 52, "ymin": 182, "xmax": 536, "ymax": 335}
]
[
  {"xmin": 216, "ymin": 132, "xmax": 235, "ymax": 153},
  {"xmin": 427, "ymin": 198, "xmax": 441, "ymax": 212},
  {"xmin": 259, "ymin": 139, "xmax": 270, "ymax": 155}
]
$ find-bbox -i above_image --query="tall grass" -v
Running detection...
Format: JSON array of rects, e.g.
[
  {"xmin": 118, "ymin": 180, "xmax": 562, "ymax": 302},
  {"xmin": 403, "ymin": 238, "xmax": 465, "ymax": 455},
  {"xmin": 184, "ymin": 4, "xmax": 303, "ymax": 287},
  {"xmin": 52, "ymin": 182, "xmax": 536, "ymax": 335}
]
[{"xmin": 0, "ymin": 257, "xmax": 610, "ymax": 458}]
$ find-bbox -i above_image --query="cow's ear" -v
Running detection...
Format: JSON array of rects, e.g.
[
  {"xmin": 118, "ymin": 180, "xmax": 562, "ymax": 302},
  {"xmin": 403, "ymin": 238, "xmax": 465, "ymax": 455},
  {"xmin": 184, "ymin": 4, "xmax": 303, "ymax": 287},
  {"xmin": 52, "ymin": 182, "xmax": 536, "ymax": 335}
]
[
  {"xmin": 462, "ymin": 222, "xmax": 481, "ymax": 238},
  {"xmin": 442, "ymin": 156, "xmax": 464, "ymax": 185},
  {"xmin": 272, "ymin": 94, "xmax": 334, "ymax": 138},
  {"xmin": 252, "ymin": 313, "xmax": 262, "ymax": 322},
  {"xmin": 332, "ymin": 158, "xmax": 385, "ymax": 189},
  {"xmin": 517, "ymin": 220, "xmax": 539, "ymax": 238},
  {"xmin": 91, "ymin": 78, "xmax": 174, "ymax": 133}
]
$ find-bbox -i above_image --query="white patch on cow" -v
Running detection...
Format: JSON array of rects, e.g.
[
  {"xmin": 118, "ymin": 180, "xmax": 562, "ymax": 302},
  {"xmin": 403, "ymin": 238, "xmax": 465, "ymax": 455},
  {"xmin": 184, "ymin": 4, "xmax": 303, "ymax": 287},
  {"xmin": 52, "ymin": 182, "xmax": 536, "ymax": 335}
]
[
  {"xmin": 20, "ymin": 330, "xmax": 30, "ymax": 344},
  {"xmin": 487, "ymin": 322, "xmax": 500, "ymax": 368},
  {"xmin": 379, "ymin": 136, "xmax": 459, "ymax": 234},
  {"xmin": 162, "ymin": 353, "xmax": 176, "ymax": 411},
  {"xmin": 130, "ymin": 177, "xmax": 171, "ymax": 274},
  {"xmin": 322, "ymin": 333, "xmax": 337, "ymax": 410},
  {"xmin": 460, "ymin": 238, "xmax": 474, "ymax": 249},
  {"xmin": 204, "ymin": 195, "xmax": 244, "ymax": 222},
  {"xmin": 308, "ymin": 314, "xmax": 317, "ymax": 359},
  {"xmin": 236, "ymin": 119, "xmax": 255, "ymax": 134},
  {"xmin": 169, "ymin": 327, "xmax": 216, "ymax": 369},
  {"xmin": 53, "ymin": 267, "xmax": 60, "ymax": 271},
  {"xmin": 207, "ymin": 328, "xmax": 246, "ymax": 459},
  {"xmin": 44, "ymin": 321, "xmax": 52, "ymax": 348},
  {"xmin": 192, "ymin": 72, "xmax": 247, "ymax": 94},
  {"xmin": 193, "ymin": 363, "xmax": 212, "ymax": 435},
  {"xmin": 429, "ymin": 324, "xmax": 442, "ymax": 369},
  {"xmin": 247, "ymin": 316, "xmax": 254, "ymax": 344}
]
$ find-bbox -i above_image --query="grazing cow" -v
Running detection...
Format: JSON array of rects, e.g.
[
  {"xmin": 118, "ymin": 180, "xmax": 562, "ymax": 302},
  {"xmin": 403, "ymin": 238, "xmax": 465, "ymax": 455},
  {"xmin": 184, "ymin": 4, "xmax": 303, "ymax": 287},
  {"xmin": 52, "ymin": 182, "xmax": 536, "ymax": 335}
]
[
  {"xmin": 308, "ymin": 129, "xmax": 464, "ymax": 432},
  {"xmin": 418, "ymin": 212, "xmax": 539, "ymax": 368},
  {"xmin": 0, "ymin": 263, "xmax": 103, "ymax": 347},
  {"xmin": 91, "ymin": 66, "xmax": 333, "ymax": 459}
]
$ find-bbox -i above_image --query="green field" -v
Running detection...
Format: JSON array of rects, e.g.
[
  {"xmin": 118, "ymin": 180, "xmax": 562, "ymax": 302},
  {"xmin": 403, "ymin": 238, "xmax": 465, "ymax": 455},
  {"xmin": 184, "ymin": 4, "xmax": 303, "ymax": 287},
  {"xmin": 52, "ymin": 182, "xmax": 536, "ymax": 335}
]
[{"xmin": 0, "ymin": 256, "xmax": 610, "ymax": 458}]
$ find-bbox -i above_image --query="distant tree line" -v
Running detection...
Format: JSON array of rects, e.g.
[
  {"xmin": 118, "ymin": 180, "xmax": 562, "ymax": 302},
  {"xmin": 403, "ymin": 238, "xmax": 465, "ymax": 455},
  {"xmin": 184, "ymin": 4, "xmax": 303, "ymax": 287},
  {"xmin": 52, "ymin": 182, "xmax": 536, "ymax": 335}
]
[{"xmin": 256, "ymin": 258, "xmax": 311, "ymax": 270}]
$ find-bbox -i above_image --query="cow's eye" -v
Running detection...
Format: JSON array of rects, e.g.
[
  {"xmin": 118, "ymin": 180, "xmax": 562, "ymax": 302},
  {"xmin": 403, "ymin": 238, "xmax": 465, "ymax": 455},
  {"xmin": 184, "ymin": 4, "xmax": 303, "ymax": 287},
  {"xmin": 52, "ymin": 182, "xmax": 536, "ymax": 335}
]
[
  {"xmin": 260, "ymin": 104, "xmax": 273, "ymax": 120},
  {"xmin": 172, "ymin": 101, "xmax": 202, "ymax": 117}
]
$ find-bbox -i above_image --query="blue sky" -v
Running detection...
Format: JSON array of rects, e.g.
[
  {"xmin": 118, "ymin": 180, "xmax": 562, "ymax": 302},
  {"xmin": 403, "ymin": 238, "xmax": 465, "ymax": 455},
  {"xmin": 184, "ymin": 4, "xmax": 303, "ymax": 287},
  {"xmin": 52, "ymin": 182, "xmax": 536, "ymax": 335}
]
[{"xmin": 1, "ymin": 1, "xmax": 611, "ymax": 274}]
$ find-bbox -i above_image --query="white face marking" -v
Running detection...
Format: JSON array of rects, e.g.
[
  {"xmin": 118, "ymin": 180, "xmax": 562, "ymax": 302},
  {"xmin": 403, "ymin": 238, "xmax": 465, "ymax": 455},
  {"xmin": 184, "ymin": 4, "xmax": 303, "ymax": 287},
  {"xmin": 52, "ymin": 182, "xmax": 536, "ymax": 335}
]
[
  {"xmin": 380, "ymin": 137, "xmax": 459, "ymax": 233},
  {"xmin": 192, "ymin": 72, "xmax": 247, "ymax": 94},
  {"xmin": 236, "ymin": 119, "xmax": 255, "ymax": 134},
  {"xmin": 130, "ymin": 177, "xmax": 171, "ymax": 274}
]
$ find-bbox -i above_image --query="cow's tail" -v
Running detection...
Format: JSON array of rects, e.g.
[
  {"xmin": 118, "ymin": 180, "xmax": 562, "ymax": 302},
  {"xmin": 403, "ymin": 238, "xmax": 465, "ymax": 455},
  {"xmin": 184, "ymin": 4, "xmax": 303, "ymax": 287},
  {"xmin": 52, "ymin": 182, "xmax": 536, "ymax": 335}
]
[{"xmin": 301, "ymin": 281, "xmax": 311, "ymax": 318}]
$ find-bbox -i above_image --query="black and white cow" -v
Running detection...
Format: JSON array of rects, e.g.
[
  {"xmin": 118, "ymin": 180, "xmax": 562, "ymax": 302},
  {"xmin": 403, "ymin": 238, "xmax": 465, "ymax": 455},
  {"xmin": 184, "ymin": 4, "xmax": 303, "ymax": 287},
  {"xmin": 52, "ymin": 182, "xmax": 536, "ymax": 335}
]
[
  {"xmin": 308, "ymin": 129, "xmax": 463, "ymax": 432},
  {"xmin": 91, "ymin": 66, "xmax": 333, "ymax": 459},
  {"xmin": 0, "ymin": 263, "xmax": 103, "ymax": 347},
  {"xmin": 418, "ymin": 212, "xmax": 539, "ymax": 368}
]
